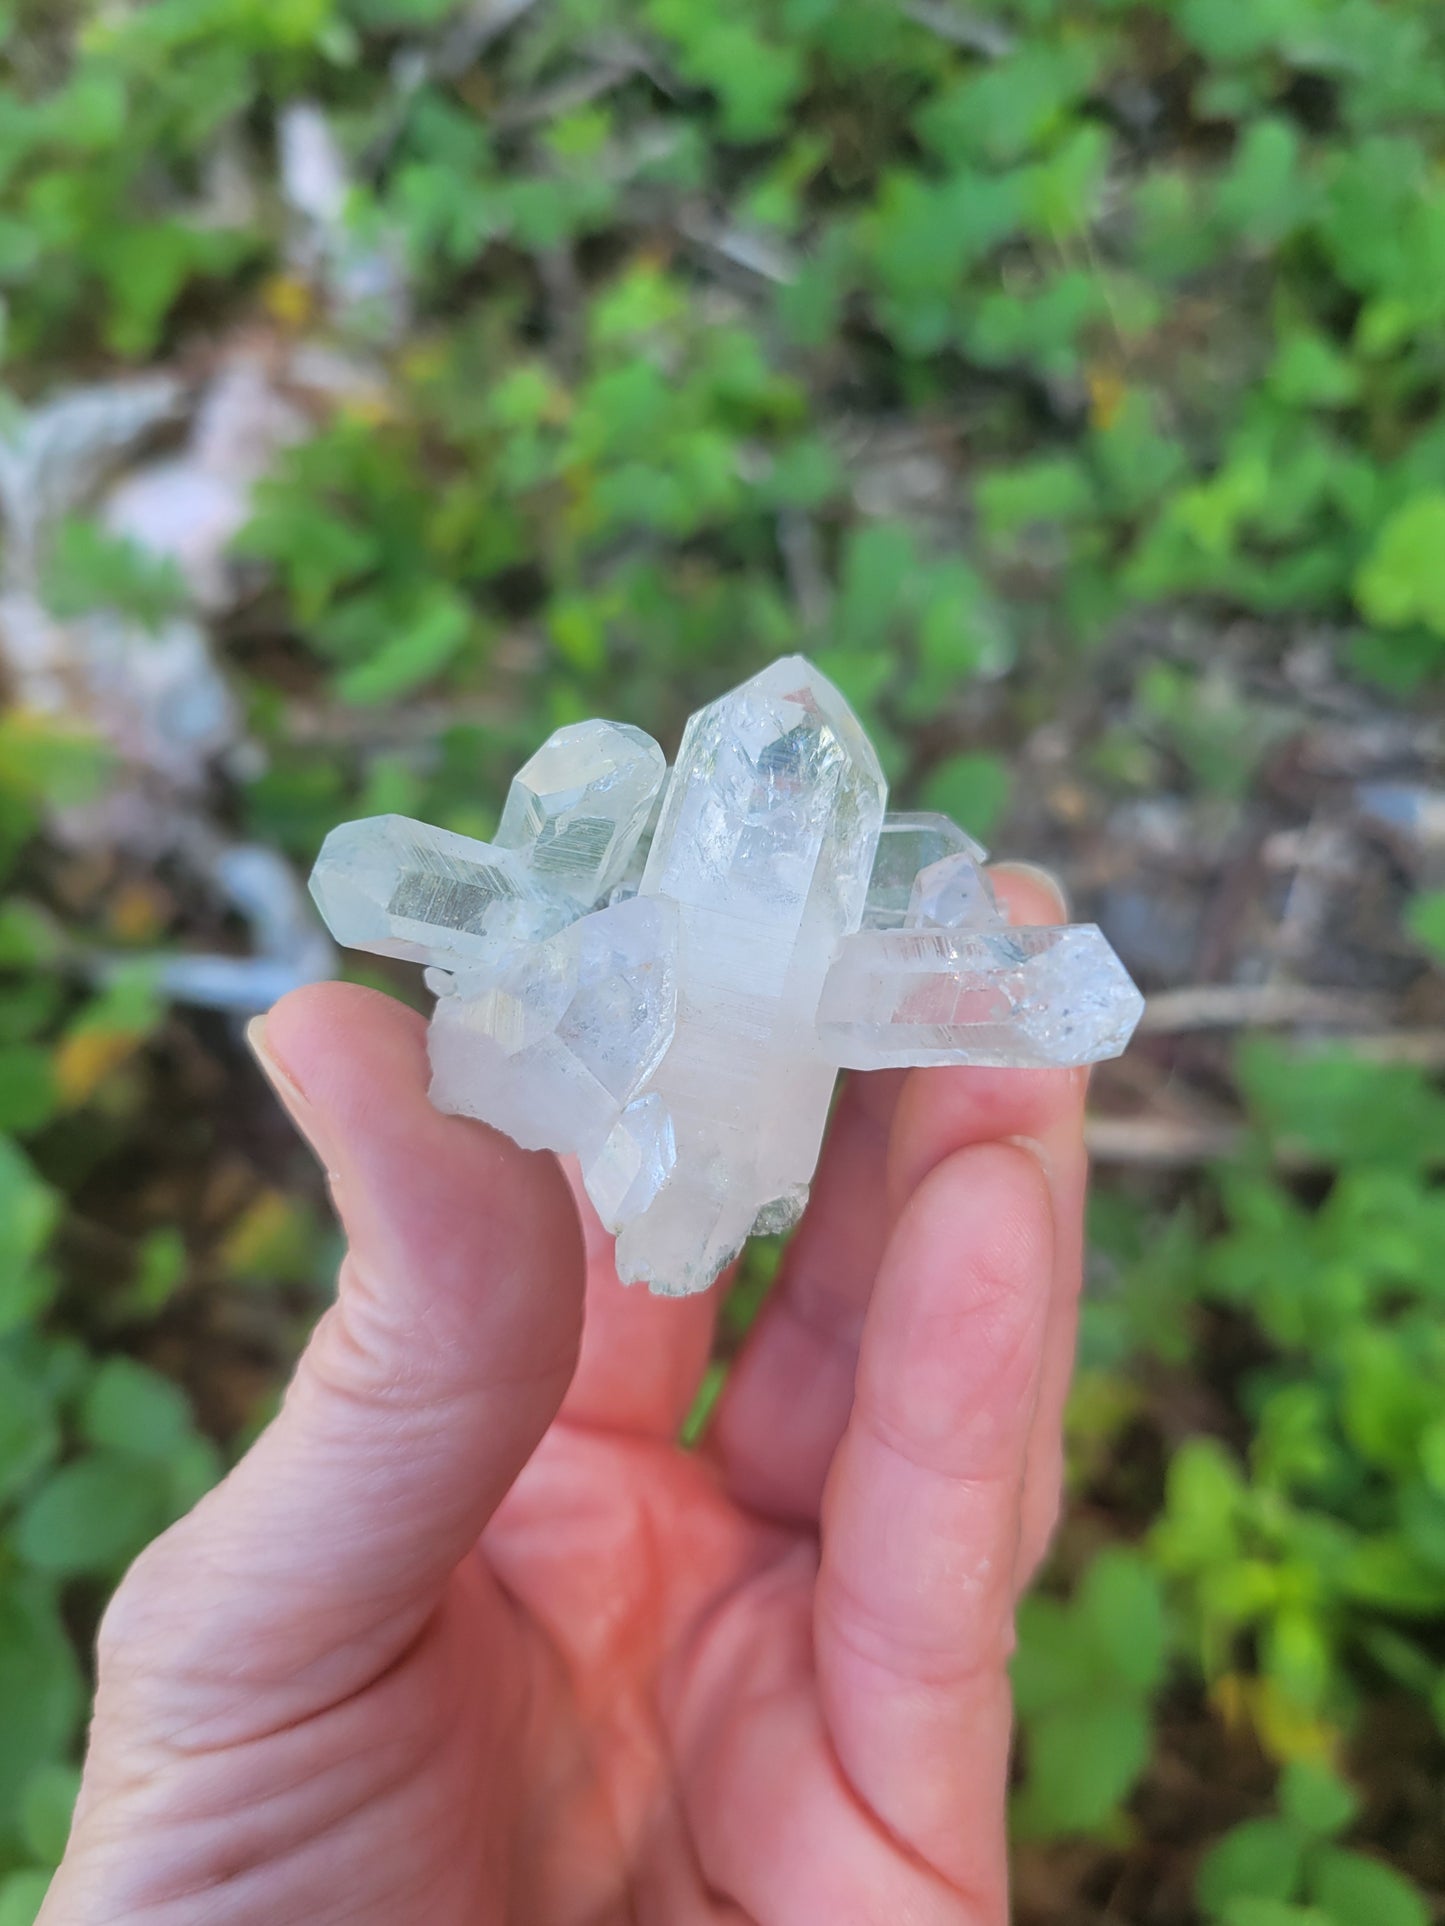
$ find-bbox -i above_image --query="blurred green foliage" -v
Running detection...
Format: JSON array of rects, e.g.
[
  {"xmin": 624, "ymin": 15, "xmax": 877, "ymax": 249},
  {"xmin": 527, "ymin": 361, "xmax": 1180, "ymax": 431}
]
[{"xmin": 1, "ymin": 0, "xmax": 1444, "ymax": 1917}]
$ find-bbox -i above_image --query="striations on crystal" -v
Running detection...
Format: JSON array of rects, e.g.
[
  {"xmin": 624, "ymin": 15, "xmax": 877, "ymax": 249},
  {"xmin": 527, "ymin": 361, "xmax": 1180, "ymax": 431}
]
[
  {"xmin": 309, "ymin": 658, "xmax": 1145, "ymax": 1296},
  {"xmin": 498, "ymin": 720, "xmax": 667, "ymax": 906},
  {"xmin": 309, "ymin": 814, "xmax": 569, "ymax": 968}
]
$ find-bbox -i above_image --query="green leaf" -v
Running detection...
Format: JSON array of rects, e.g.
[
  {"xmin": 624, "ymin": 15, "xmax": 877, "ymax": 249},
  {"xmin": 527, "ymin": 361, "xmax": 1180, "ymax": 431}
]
[
  {"xmin": 0, "ymin": 1136, "xmax": 59, "ymax": 1279},
  {"xmin": 977, "ymin": 457, "xmax": 1096, "ymax": 540},
  {"xmin": 0, "ymin": 715, "xmax": 114, "ymax": 814},
  {"xmin": 1177, "ymin": 0, "xmax": 1314, "ymax": 63},
  {"xmin": 1014, "ymin": 1697, "xmax": 1153, "ymax": 1837},
  {"xmin": 1355, "ymin": 496, "xmax": 1445, "ymax": 638},
  {"xmin": 1405, "ymin": 891, "xmax": 1445, "ymax": 961},
  {"xmin": 41, "ymin": 518, "xmax": 187, "ymax": 631},
  {"xmin": 919, "ymin": 754, "xmax": 1011, "ymax": 840},
  {"xmin": 0, "ymin": 1872, "xmax": 53, "ymax": 1926},
  {"xmin": 1012, "ymin": 1597, "xmax": 1099, "ymax": 1717},
  {"xmin": 1278, "ymin": 1762, "xmax": 1359, "ymax": 1840},
  {"xmin": 0, "ymin": 1351, "xmax": 59, "ymax": 1500},
  {"xmin": 0, "ymin": 1578, "xmax": 82, "ymax": 1824},
  {"xmin": 1077, "ymin": 1548, "xmax": 1170, "ymax": 1693},
  {"xmin": 0, "ymin": 1045, "xmax": 59, "ymax": 1134},
  {"xmin": 335, "ymin": 588, "xmax": 473, "ymax": 705},
  {"xmin": 1215, "ymin": 118, "xmax": 1312, "ymax": 247},
  {"xmin": 118, "ymin": 1227, "xmax": 189, "ymax": 1320},
  {"xmin": 1269, "ymin": 331, "xmax": 1360, "ymax": 410},
  {"xmin": 13, "ymin": 1452, "xmax": 170, "ymax": 1578},
  {"xmin": 1308, "ymin": 1848, "xmax": 1430, "ymax": 1926},
  {"xmin": 1219, "ymin": 1904, "xmax": 1333, "ymax": 1926},
  {"xmin": 916, "ymin": 42, "xmax": 1100, "ymax": 168},
  {"xmin": 0, "ymin": 903, "xmax": 61, "ymax": 969},
  {"xmin": 1342, "ymin": 1535, "xmax": 1445, "ymax": 1615},
  {"xmin": 1197, "ymin": 1818, "xmax": 1308, "ymax": 1916},
  {"xmin": 1236, "ymin": 1043, "xmax": 1445, "ymax": 1169},
  {"xmin": 20, "ymin": 1761, "xmax": 80, "ymax": 1866},
  {"xmin": 81, "ymin": 1357, "xmax": 195, "ymax": 1463}
]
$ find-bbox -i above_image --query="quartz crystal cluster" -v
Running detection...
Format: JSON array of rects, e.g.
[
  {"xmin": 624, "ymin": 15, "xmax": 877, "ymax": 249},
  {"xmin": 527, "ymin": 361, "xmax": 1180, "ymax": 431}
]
[{"xmin": 310, "ymin": 658, "xmax": 1144, "ymax": 1296}]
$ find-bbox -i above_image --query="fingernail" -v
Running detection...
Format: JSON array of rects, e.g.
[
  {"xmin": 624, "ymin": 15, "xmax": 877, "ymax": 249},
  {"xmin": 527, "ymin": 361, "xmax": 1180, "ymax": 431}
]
[
  {"xmin": 992, "ymin": 861, "xmax": 1070, "ymax": 921},
  {"xmin": 1005, "ymin": 1133, "xmax": 1055, "ymax": 1188},
  {"xmin": 246, "ymin": 1014, "xmax": 324, "ymax": 1148}
]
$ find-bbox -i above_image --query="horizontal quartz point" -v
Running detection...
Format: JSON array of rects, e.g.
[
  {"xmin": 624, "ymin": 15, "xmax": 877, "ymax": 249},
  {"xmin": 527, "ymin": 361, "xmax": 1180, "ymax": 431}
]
[
  {"xmin": 498, "ymin": 719, "xmax": 666, "ymax": 906},
  {"xmin": 817, "ymin": 923, "xmax": 1146, "ymax": 1070},
  {"xmin": 864, "ymin": 812, "xmax": 988, "ymax": 929},
  {"xmin": 309, "ymin": 814, "xmax": 568, "ymax": 967},
  {"xmin": 308, "ymin": 657, "xmax": 1145, "ymax": 1296}
]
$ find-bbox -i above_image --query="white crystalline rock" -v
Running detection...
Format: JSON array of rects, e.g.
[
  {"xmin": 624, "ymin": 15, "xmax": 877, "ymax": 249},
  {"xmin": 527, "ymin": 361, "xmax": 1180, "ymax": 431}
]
[
  {"xmin": 309, "ymin": 657, "xmax": 1145, "ymax": 1296},
  {"xmin": 429, "ymin": 896, "xmax": 679, "ymax": 1166}
]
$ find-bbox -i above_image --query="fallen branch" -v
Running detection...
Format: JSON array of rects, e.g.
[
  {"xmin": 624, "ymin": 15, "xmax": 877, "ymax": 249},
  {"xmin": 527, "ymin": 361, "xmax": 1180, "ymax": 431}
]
[{"xmin": 1139, "ymin": 984, "xmax": 1390, "ymax": 1034}]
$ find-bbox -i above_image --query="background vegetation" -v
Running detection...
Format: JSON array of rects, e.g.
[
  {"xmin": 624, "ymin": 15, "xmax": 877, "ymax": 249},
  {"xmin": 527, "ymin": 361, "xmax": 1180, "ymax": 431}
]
[{"xmin": 1, "ymin": 0, "xmax": 1443, "ymax": 1919}]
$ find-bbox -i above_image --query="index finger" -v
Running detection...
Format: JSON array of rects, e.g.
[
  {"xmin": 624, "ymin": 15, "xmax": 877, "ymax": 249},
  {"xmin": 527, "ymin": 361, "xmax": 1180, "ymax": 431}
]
[{"xmin": 704, "ymin": 866, "xmax": 1082, "ymax": 1532}]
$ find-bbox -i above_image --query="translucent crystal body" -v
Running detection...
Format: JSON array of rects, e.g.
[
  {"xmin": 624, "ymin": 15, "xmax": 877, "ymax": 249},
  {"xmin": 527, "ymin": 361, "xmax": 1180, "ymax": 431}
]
[
  {"xmin": 864, "ymin": 812, "xmax": 986, "ymax": 928},
  {"xmin": 497, "ymin": 719, "xmax": 667, "ymax": 903},
  {"xmin": 906, "ymin": 850, "xmax": 1000, "ymax": 930},
  {"xmin": 310, "ymin": 658, "xmax": 1145, "ymax": 1296},
  {"xmin": 308, "ymin": 815, "xmax": 566, "ymax": 967},
  {"xmin": 619, "ymin": 656, "xmax": 887, "ymax": 1292},
  {"xmin": 817, "ymin": 924, "xmax": 1143, "ymax": 1070},
  {"xmin": 429, "ymin": 896, "xmax": 679, "ymax": 1159}
]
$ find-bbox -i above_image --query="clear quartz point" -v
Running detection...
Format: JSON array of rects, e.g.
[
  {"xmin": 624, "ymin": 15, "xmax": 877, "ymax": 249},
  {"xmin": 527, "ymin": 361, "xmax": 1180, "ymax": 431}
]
[
  {"xmin": 498, "ymin": 719, "xmax": 667, "ymax": 906},
  {"xmin": 615, "ymin": 654, "xmax": 886, "ymax": 1295},
  {"xmin": 309, "ymin": 658, "xmax": 1145, "ymax": 1296},
  {"xmin": 817, "ymin": 923, "xmax": 1146, "ymax": 1071},
  {"xmin": 309, "ymin": 814, "xmax": 569, "ymax": 968}
]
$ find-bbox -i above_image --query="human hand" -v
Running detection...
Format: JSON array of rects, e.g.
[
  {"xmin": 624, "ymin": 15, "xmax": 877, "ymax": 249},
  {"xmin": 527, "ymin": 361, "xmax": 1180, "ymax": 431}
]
[{"xmin": 42, "ymin": 869, "xmax": 1087, "ymax": 1926}]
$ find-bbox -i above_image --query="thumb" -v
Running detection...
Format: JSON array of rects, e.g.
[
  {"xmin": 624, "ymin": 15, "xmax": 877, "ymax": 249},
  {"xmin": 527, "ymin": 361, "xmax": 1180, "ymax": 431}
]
[{"xmin": 102, "ymin": 982, "xmax": 585, "ymax": 1719}]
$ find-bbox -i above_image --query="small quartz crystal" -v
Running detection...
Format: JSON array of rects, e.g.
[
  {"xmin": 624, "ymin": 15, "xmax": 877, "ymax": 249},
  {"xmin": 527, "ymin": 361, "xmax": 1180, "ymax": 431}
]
[{"xmin": 310, "ymin": 657, "xmax": 1144, "ymax": 1296}]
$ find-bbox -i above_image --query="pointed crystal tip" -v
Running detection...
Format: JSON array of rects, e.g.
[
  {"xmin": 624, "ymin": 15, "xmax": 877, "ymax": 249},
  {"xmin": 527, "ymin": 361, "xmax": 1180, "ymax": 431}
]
[
  {"xmin": 498, "ymin": 719, "xmax": 667, "ymax": 907},
  {"xmin": 309, "ymin": 815, "xmax": 563, "ymax": 967}
]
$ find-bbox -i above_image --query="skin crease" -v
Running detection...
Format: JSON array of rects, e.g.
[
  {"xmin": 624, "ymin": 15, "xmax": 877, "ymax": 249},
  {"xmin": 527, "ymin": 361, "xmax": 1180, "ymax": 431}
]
[{"xmin": 41, "ymin": 869, "xmax": 1088, "ymax": 1926}]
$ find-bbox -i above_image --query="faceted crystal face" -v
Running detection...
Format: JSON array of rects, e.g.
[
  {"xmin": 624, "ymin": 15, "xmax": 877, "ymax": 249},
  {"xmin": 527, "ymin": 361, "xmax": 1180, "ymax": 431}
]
[
  {"xmin": 310, "ymin": 657, "xmax": 1145, "ymax": 1295},
  {"xmin": 864, "ymin": 813, "xmax": 987, "ymax": 929},
  {"xmin": 428, "ymin": 895, "xmax": 678, "ymax": 1156},
  {"xmin": 907, "ymin": 851, "xmax": 1000, "ymax": 930},
  {"xmin": 584, "ymin": 1093, "xmax": 678, "ymax": 1228},
  {"xmin": 498, "ymin": 720, "xmax": 667, "ymax": 905}
]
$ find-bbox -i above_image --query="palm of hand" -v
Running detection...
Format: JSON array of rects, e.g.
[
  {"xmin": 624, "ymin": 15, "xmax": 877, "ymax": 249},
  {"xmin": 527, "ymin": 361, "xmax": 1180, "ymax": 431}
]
[{"xmin": 46, "ymin": 872, "xmax": 1084, "ymax": 1926}]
